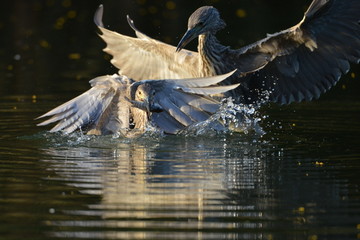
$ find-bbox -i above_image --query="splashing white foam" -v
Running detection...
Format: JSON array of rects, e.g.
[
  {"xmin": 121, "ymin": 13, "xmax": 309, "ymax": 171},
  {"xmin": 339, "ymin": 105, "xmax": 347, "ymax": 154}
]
[{"xmin": 182, "ymin": 97, "xmax": 266, "ymax": 136}]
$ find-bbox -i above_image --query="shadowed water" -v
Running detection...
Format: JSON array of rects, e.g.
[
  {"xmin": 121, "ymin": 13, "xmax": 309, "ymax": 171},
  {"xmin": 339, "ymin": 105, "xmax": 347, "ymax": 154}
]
[{"xmin": 1, "ymin": 0, "xmax": 360, "ymax": 239}]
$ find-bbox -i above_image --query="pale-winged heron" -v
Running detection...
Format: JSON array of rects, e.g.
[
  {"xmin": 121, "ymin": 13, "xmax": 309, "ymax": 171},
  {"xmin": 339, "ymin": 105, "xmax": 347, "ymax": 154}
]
[
  {"xmin": 95, "ymin": 0, "xmax": 360, "ymax": 104},
  {"xmin": 37, "ymin": 71, "xmax": 239, "ymax": 136}
]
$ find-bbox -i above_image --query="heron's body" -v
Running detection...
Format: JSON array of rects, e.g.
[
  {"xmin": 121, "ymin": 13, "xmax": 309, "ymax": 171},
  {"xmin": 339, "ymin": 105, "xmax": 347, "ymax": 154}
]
[
  {"xmin": 176, "ymin": 2, "xmax": 360, "ymax": 103},
  {"xmin": 37, "ymin": 72, "xmax": 239, "ymax": 136},
  {"xmin": 95, "ymin": 0, "xmax": 360, "ymax": 104}
]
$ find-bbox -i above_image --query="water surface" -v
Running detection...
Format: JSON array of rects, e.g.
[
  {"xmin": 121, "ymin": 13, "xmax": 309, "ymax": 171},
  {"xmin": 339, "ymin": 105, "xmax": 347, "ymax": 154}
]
[{"xmin": 1, "ymin": 0, "xmax": 360, "ymax": 239}]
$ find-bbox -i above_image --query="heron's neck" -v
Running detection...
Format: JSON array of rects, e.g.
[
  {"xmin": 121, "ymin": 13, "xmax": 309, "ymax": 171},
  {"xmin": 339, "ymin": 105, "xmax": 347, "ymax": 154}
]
[{"xmin": 198, "ymin": 33, "xmax": 224, "ymax": 77}]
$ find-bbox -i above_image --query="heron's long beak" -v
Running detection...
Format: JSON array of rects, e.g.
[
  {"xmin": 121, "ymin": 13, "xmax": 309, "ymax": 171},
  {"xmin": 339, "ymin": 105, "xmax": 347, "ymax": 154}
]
[
  {"xmin": 128, "ymin": 97, "xmax": 163, "ymax": 113},
  {"xmin": 176, "ymin": 28, "xmax": 198, "ymax": 52},
  {"xmin": 129, "ymin": 99, "xmax": 148, "ymax": 112},
  {"xmin": 144, "ymin": 98, "xmax": 151, "ymax": 113}
]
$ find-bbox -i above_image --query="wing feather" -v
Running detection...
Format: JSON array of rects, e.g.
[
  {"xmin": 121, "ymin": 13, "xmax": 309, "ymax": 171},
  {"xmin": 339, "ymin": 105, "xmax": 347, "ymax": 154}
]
[
  {"xmin": 169, "ymin": 70, "xmax": 237, "ymax": 87},
  {"xmin": 178, "ymin": 84, "xmax": 240, "ymax": 96},
  {"xmin": 94, "ymin": 5, "xmax": 199, "ymax": 81},
  {"xmin": 37, "ymin": 75, "xmax": 125, "ymax": 134},
  {"xmin": 144, "ymin": 72, "xmax": 238, "ymax": 133},
  {"xmin": 151, "ymin": 111, "xmax": 185, "ymax": 135},
  {"xmin": 219, "ymin": 0, "xmax": 360, "ymax": 104}
]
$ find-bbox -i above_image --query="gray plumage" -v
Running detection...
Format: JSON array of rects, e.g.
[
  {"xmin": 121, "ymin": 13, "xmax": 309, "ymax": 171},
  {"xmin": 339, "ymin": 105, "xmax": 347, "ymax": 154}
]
[
  {"xmin": 95, "ymin": 0, "xmax": 360, "ymax": 104},
  {"xmin": 37, "ymin": 71, "xmax": 238, "ymax": 136}
]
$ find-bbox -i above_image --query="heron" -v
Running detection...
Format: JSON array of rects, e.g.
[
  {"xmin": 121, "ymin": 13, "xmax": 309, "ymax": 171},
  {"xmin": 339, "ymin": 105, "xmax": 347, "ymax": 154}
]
[
  {"xmin": 36, "ymin": 71, "xmax": 239, "ymax": 136},
  {"xmin": 95, "ymin": 0, "xmax": 360, "ymax": 104}
]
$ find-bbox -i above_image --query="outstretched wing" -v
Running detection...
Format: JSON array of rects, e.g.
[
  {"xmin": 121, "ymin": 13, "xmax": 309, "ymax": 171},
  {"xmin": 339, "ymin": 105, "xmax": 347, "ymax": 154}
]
[
  {"xmin": 36, "ymin": 75, "xmax": 130, "ymax": 134},
  {"xmin": 144, "ymin": 71, "xmax": 239, "ymax": 134},
  {"xmin": 225, "ymin": 0, "xmax": 360, "ymax": 104},
  {"xmin": 94, "ymin": 5, "xmax": 199, "ymax": 81}
]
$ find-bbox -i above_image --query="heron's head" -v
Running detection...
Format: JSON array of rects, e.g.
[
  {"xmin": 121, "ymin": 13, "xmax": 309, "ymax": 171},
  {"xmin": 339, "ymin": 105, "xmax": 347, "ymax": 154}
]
[
  {"xmin": 176, "ymin": 6, "xmax": 225, "ymax": 52},
  {"xmin": 131, "ymin": 83, "xmax": 163, "ymax": 113}
]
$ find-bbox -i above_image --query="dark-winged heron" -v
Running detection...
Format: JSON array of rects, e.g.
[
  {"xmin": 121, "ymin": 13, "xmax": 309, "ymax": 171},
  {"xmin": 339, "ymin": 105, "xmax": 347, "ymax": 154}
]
[
  {"xmin": 95, "ymin": 0, "xmax": 360, "ymax": 104},
  {"xmin": 37, "ymin": 71, "xmax": 239, "ymax": 136}
]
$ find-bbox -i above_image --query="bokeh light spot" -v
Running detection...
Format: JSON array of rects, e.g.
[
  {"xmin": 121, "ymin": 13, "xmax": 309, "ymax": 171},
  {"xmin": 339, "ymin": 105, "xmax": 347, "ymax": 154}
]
[
  {"xmin": 166, "ymin": 1, "xmax": 176, "ymax": 10},
  {"xmin": 236, "ymin": 9, "xmax": 247, "ymax": 18}
]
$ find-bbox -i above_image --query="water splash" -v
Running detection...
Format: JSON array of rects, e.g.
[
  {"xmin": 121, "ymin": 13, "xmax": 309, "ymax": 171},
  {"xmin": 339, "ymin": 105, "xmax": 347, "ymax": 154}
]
[
  {"xmin": 182, "ymin": 97, "xmax": 266, "ymax": 136},
  {"xmin": 33, "ymin": 97, "xmax": 267, "ymax": 141},
  {"xmin": 33, "ymin": 126, "xmax": 165, "ymax": 150}
]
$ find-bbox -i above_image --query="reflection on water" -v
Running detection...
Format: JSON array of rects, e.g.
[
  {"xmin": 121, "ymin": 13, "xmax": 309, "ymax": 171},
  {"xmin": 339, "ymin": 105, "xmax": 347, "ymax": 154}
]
[
  {"xmin": 0, "ymin": 96, "xmax": 359, "ymax": 239},
  {"xmin": 40, "ymin": 134, "xmax": 274, "ymax": 239},
  {"xmin": 23, "ymin": 126, "xmax": 356, "ymax": 240}
]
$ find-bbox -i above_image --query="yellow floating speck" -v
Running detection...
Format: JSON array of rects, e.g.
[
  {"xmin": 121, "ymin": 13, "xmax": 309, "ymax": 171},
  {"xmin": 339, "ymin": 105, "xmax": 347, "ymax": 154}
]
[
  {"xmin": 236, "ymin": 9, "xmax": 247, "ymax": 18},
  {"xmin": 54, "ymin": 17, "xmax": 66, "ymax": 30},
  {"xmin": 356, "ymin": 223, "xmax": 360, "ymax": 229},
  {"xmin": 39, "ymin": 40, "xmax": 50, "ymax": 48},
  {"xmin": 67, "ymin": 10, "xmax": 77, "ymax": 19},
  {"xmin": 298, "ymin": 206, "xmax": 305, "ymax": 213},
  {"xmin": 292, "ymin": 123, "xmax": 296, "ymax": 127},
  {"xmin": 351, "ymin": 72, "xmax": 356, "ymax": 79},
  {"xmin": 68, "ymin": 53, "xmax": 81, "ymax": 60},
  {"xmin": 315, "ymin": 161, "xmax": 324, "ymax": 166},
  {"xmin": 7, "ymin": 65, "xmax": 13, "ymax": 71},
  {"xmin": 342, "ymin": 84, "xmax": 346, "ymax": 90},
  {"xmin": 165, "ymin": 1, "xmax": 176, "ymax": 10}
]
